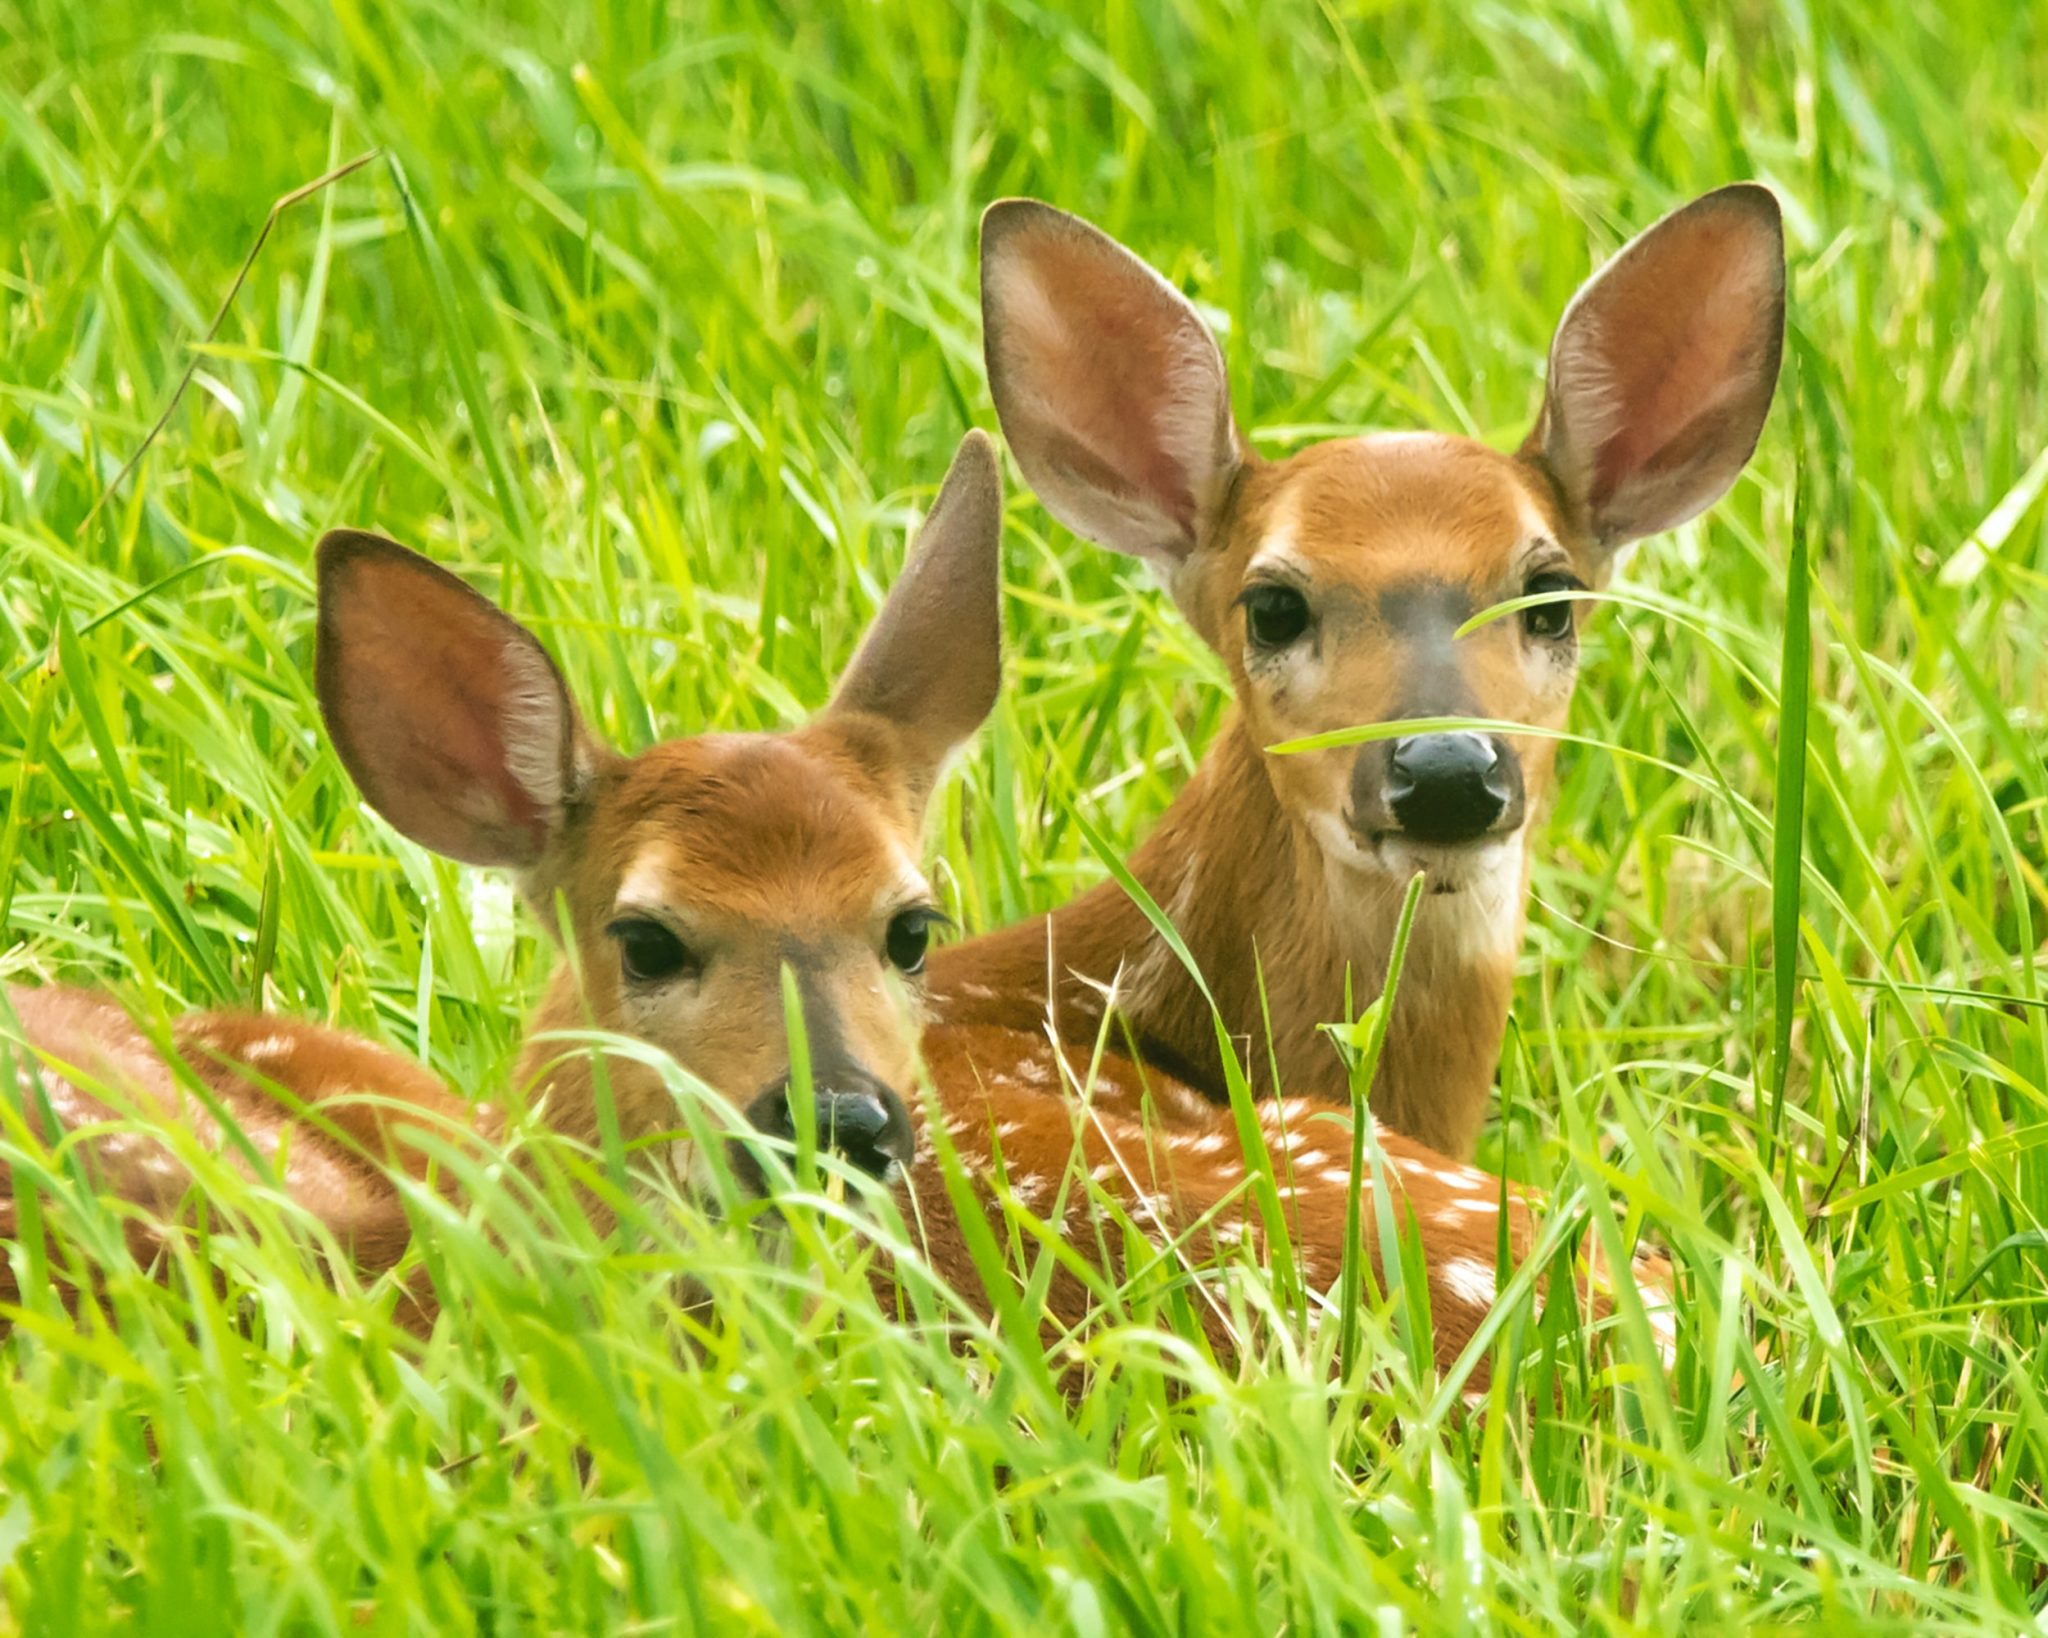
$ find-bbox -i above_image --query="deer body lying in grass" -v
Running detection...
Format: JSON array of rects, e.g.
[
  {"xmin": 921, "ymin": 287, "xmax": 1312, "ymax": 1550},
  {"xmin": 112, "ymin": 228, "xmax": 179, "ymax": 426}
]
[
  {"xmin": 931, "ymin": 187, "xmax": 1787, "ymax": 1161},
  {"xmin": 0, "ymin": 435, "xmax": 1653, "ymax": 1374}
]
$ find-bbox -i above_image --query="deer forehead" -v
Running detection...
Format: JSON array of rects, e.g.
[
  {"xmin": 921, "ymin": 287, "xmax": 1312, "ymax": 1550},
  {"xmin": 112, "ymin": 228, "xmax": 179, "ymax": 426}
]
[
  {"xmin": 1233, "ymin": 432, "xmax": 1566, "ymax": 593},
  {"xmin": 582, "ymin": 734, "xmax": 928, "ymax": 927}
]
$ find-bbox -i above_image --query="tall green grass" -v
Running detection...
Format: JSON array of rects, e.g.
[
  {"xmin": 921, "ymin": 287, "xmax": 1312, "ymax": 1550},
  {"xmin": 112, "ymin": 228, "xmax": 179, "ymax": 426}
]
[{"xmin": 3, "ymin": 0, "xmax": 2046, "ymax": 1629}]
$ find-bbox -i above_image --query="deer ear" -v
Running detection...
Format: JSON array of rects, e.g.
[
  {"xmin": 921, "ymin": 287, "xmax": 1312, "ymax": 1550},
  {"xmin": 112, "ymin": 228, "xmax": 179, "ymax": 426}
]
[
  {"xmin": 829, "ymin": 431, "xmax": 1003, "ymax": 804},
  {"xmin": 981, "ymin": 199, "xmax": 1242, "ymax": 567},
  {"xmin": 1525, "ymin": 183, "xmax": 1786, "ymax": 560},
  {"xmin": 315, "ymin": 532, "xmax": 596, "ymax": 869}
]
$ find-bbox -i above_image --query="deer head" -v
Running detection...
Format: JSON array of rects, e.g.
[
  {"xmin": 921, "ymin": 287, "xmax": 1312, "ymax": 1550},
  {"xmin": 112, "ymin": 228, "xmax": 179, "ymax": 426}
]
[
  {"xmin": 981, "ymin": 186, "xmax": 1782, "ymax": 899},
  {"xmin": 315, "ymin": 432, "xmax": 1005, "ymax": 1194}
]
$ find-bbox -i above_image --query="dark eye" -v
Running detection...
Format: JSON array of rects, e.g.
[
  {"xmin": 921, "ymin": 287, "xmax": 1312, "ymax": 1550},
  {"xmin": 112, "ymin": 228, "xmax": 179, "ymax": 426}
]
[
  {"xmin": 884, "ymin": 910, "xmax": 939, "ymax": 975},
  {"xmin": 1521, "ymin": 572, "xmax": 1581, "ymax": 641},
  {"xmin": 607, "ymin": 918, "xmax": 698, "ymax": 985},
  {"xmin": 1242, "ymin": 583, "xmax": 1311, "ymax": 649}
]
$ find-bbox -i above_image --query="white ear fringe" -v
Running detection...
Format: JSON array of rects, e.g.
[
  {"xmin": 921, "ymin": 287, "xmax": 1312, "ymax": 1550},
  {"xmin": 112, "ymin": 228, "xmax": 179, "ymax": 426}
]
[{"xmin": 498, "ymin": 636, "xmax": 568, "ymax": 814}]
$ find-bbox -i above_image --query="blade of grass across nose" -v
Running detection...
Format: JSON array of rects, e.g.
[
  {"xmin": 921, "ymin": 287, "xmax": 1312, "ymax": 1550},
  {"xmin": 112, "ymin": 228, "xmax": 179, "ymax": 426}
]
[{"xmin": 1269, "ymin": 715, "xmax": 1778, "ymax": 858}]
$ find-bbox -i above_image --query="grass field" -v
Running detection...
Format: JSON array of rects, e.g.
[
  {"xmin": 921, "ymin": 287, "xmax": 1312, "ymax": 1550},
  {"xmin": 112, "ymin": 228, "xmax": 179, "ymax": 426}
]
[{"xmin": 3, "ymin": 0, "xmax": 2047, "ymax": 1630}]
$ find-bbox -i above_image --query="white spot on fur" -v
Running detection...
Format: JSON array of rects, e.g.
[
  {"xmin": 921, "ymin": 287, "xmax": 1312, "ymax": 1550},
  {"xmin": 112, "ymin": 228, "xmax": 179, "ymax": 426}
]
[
  {"xmin": 1008, "ymin": 1173, "xmax": 1051, "ymax": 1210},
  {"xmin": 236, "ymin": 1034, "xmax": 296, "ymax": 1064},
  {"xmin": 1260, "ymin": 1098, "xmax": 1319, "ymax": 1130},
  {"xmin": 1440, "ymin": 1256, "xmax": 1497, "ymax": 1310}
]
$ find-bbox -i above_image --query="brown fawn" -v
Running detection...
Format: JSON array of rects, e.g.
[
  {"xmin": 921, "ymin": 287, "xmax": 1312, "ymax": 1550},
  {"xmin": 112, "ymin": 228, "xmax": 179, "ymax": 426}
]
[
  {"xmin": 930, "ymin": 186, "xmax": 1786, "ymax": 1160},
  {"xmin": 1, "ymin": 434, "xmax": 1612, "ymax": 1371}
]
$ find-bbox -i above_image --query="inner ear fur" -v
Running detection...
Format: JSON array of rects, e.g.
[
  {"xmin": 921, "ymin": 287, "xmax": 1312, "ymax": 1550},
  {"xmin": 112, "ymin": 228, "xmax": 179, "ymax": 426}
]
[
  {"xmin": 1524, "ymin": 183, "xmax": 1786, "ymax": 556},
  {"xmin": 315, "ymin": 531, "xmax": 597, "ymax": 870}
]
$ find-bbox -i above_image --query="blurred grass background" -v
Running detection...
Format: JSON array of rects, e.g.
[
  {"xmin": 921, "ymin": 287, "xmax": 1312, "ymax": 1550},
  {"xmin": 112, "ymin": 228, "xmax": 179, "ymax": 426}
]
[{"xmin": 2, "ymin": 0, "xmax": 2047, "ymax": 1630}]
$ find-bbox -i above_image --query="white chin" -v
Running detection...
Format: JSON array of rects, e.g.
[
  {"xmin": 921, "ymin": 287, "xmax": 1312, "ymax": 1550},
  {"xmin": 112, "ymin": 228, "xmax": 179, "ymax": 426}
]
[
  {"xmin": 1374, "ymin": 836, "xmax": 1520, "ymax": 895},
  {"xmin": 1310, "ymin": 814, "xmax": 1521, "ymax": 896}
]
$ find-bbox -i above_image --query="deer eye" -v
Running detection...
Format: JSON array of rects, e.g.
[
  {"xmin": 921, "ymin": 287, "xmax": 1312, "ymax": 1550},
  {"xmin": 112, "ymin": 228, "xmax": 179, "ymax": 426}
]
[
  {"xmin": 1520, "ymin": 571, "xmax": 1581, "ymax": 642},
  {"xmin": 884, "ymin": 909, "xmax": 943, "ymax": 975},
  {"xmin": 606, "ymin": 918, "xmax": 698, "ymax": 985},
  {"xmin": 1241, "ymin": 583, "xmax": 1311, "ymax": 649}
]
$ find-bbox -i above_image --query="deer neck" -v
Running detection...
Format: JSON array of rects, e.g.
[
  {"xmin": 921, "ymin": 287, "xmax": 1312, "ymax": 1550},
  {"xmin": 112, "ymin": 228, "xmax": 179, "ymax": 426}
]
[{"xmin": 928, "ymin": 711, "xmax": 1524, "ymax": 1158}]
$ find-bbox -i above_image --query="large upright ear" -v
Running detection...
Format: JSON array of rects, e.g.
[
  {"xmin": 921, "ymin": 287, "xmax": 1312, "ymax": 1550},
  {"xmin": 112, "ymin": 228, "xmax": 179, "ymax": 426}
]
[
  {"xmin": 980, "ymin": 199, "xmax": 1242, "ymax": 566},
  {"xmin": 829, "ymin": 431, "xmax": 1003, "ymax": 803},
  {"xmin": 315, "ymin": 532, "xmax": 596, "ymax": 869},
  {"xmin": 1524, "ymin": 183, "xmax": 1785, "ymax": 561}
]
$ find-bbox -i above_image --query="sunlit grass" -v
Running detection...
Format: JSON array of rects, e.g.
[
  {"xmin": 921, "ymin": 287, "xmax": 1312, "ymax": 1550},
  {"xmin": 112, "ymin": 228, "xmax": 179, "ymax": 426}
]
[{"xmin": 3, "ymin": 0, "xmax": 2046, "ymax": 1629}]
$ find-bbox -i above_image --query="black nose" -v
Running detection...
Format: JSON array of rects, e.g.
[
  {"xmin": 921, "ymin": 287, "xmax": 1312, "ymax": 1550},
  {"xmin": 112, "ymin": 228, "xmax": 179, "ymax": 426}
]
[
  {"xmin": 1382, "ymin": 731, "xmax": 1523, "ymax": 844},
  {"xmin": 744, "ymin": 1070, "xmax": 913, "ymax": 1184}
]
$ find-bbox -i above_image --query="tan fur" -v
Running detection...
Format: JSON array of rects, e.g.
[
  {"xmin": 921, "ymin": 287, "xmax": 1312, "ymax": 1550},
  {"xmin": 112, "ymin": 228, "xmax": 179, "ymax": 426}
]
[
  {"xmin": 937, "ymin": 191, "xmax": 1784, "ymax": 1160},
  {"xmin": 908, "ymin": 1026, "xmax": 1533, "ymax": 1367},
  {"xmin": 0, "ymin": 431, "xmax": 1671, "ymax": 1370},
  {"xmin": 933, "ymin": 437, "xmax": 1570, "ymax": 1158},
  {"xmin": 508, "ymin": 719, "xmax": 939, "ymax": 1176},
  {"xmin": 0, "ymin": 712, "xmax": 1579, "ymax": 1375},
  {"xmin": 1, "ymin": 985, "xmax": 458, "ymax": 1324}
]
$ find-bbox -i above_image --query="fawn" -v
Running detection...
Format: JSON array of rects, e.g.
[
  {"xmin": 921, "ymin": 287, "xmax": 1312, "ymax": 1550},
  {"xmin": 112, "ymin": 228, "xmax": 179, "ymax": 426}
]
[
  {"xmin": 0, "ymin": 435, "xmax": 1633, "ymax": 1372},
  {"xmin": 930, "ymin": 186, "xmax": 1786, "ymax": 1160}
]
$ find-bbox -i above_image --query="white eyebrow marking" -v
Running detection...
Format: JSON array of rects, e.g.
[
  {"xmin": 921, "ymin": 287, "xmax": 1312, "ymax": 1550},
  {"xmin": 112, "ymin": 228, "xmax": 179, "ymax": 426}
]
[
  {"xmin": 614, "ymin": 847, "xmax": 674, "ymax": 915},
  {"xmin": 1511, "ymin": 481, "xmax": 1558, "ymax": 548},
  {"xmin": 1245, "ymin": 496, "xmax": 1307, "ymax": 579},
  {"xmin": 871, "ymin": 847, "xmax": 932, "ymax": 920}
]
